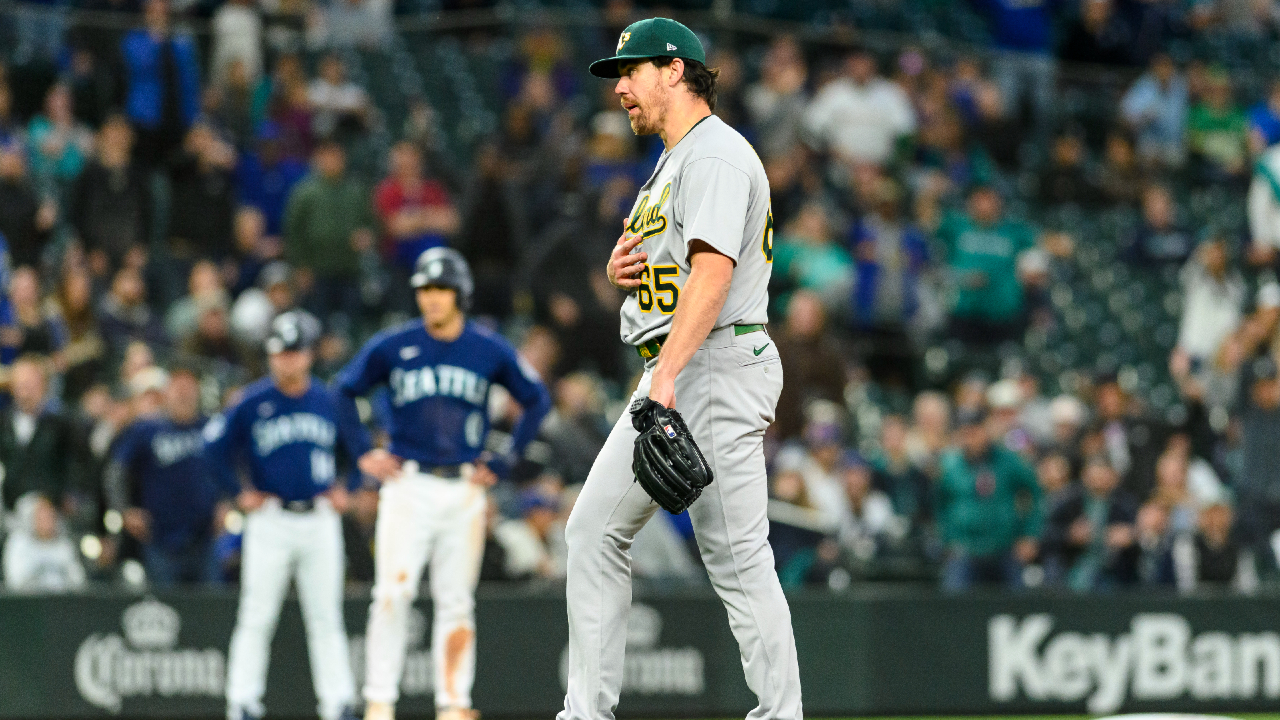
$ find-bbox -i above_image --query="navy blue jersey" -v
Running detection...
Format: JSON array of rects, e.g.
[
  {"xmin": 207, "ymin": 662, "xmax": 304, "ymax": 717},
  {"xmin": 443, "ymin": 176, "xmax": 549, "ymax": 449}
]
[
  {"xmin": 335, "ymin": 320, "xmax": 551, "ymax": 467},
  {"xmin": 109, "ymin": 415, "xmax": 217, "ymax": 550},
  {"xmin": 0, "ymin": 234, "xmax": 16, "ymax": 366},
  {"xmin": 203, "ymin": 377, "xmax": 372, "ymax": 500}
]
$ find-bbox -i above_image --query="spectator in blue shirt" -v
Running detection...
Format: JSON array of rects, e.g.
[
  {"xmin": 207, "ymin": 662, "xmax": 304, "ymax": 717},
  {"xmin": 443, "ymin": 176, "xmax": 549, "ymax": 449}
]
[
  {"xmin": 236, "ymin": 122, "xmax": 308, "ymax": 239},
  {"xmin": 1247, "ymin": 80, "xmax": 1280, "ymax": 154},
  {"xmin": 972, "ymin": 0, "xmax": 1060, "ymax": 133},
  {"xmin": 1120, "ymin": 53, "xmax": 1188, "ymax": 169},
  {"xmin": 121, "ymin": 0, "xmax": 201, "ymax": 169},
  {"xmin": 849, "ymin": 178, "xmax": 929, "ymax": 388}
]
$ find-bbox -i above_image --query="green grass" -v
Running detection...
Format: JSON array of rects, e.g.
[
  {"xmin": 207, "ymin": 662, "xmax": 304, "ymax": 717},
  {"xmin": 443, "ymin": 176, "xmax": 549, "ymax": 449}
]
[
  {"xmin": 660, "ymin": 707, "xmax": 1280, "ymax": 712},
  {"xmin": 865, "ymin": 716, "xmax": 1280, "ymax": 719}
]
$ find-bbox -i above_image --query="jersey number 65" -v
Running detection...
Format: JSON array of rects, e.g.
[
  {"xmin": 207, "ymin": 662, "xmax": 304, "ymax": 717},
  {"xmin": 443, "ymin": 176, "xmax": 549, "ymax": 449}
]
[{"xmin": 637, "ymin": 265, "xmax": 679, "ymax": 314}]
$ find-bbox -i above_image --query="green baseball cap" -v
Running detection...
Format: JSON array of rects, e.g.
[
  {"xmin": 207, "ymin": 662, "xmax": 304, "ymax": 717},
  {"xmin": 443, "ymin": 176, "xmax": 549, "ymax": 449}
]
[{"xmin": 589, "ymin": 17, "xmax": 706, "ymax": 79}]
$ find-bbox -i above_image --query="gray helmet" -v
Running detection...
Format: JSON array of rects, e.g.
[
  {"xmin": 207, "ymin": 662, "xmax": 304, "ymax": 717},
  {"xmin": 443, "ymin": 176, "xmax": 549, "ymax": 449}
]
[
  {"xmin": 265, "ymin": 310, "xmax": 321, "ymax": 354},
  {"xmin": 410, "ymin": 247, "xmax": 473, "ymax": 311}
]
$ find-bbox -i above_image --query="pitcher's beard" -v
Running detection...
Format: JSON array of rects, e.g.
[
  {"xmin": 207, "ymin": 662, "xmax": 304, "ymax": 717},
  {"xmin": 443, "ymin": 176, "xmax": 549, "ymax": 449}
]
[
  {"xmin": 627, "ymin": 100, "xmax": 665, "ymax": 136},
  {"xmin": 629, "ymin": 109, "xmax": 658, "ymax": 135}
]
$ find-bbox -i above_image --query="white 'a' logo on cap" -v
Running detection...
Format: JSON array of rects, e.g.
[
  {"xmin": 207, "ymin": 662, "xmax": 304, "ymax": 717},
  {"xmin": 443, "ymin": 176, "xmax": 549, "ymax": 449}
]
[{"xmin": 617, "ymin": 32, "xmax": 630, "ymax": 51}]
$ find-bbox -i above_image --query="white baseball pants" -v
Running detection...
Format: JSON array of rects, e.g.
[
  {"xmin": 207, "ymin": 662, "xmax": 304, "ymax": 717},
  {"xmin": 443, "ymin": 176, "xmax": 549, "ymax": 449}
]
[
  {"xmin": 362, "ymin": 464, "xmax": 486, "ymax": 710},
  {"xmin": 226, "ymin": 498, "xmax": 356, "ymax": 720}
]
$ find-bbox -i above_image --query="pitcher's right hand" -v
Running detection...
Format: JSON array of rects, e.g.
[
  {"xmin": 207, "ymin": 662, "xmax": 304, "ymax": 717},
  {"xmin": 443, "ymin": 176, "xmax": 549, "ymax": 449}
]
[{"xmin": 608, "ymin": 233, "xmax": 647, "ymax": 289}]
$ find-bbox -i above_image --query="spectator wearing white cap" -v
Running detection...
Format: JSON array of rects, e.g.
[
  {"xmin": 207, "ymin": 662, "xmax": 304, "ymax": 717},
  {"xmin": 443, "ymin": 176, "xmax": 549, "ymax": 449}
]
[
  {"xmin": 1047, "ymin": 394, "xmax": 1088, "ymax": 452},
  {"xmin": 128, "ymin": 365, "xmax": 169, "ymax": 410},
  {"xmin": 1016, "ymin": 247, "xmax": 1052, "ymax": 329},
  {"xmin": 986, "ymin": 378, "xmax": 1033, "ymax": 455}
]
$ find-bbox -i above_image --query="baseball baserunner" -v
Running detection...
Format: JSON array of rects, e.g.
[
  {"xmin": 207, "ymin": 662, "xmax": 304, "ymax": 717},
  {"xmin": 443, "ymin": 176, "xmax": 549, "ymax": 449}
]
[
  {"xmin": 559, "ymin": 17, "xmax": 803, "ymax": 720},
  {"xmin": 336, "ymin": 247, "xmax": 552, "ymax": 720}
]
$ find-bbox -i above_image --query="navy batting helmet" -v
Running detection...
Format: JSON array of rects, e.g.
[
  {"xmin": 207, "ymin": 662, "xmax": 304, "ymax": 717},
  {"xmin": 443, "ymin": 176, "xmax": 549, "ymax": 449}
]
[
  {"xmin": 410, "ymin": 247, "xmax": 473, "ymax": 311},
  {"xmin": 265, "ymin": 310, "xmax": 321, "ymax": 354}
]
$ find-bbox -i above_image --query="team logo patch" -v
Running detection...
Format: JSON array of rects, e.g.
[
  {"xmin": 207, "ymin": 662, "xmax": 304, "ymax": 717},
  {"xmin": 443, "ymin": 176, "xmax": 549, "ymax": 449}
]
[
  {"xmin": 663, "ymin": 424, "xmax": 676, "ymax": 439},
  {"xmin": 627, "ymin": 182, "xmax": 672, "ymax": 239},
  {"xmin": 617, "ymin": 32, "xmax": 630, "ymax": 51},
  {"xmin": 667, "ymin": 43, "xmax": 677, "ymax": 50},
  {"xmin": 400, "ymin": 345, "xmax": 421, "ymax": 360}
]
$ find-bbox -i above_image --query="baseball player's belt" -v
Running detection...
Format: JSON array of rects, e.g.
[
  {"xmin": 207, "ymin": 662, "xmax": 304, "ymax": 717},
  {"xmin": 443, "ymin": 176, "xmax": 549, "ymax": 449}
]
[
  {"xmin": 428, "ymin": 464, "xmax": 465, "ymax": 479},
  {"xmin": 283, "ymin": 498, "xmax": 316, "ymax": 513},
  {"xmin": 402, "ymin": 460, "xmax": 467, "ymax": 479},
  {"xmin": 634, "ymin": 324, "xmax": 766, "ymax": 360}
]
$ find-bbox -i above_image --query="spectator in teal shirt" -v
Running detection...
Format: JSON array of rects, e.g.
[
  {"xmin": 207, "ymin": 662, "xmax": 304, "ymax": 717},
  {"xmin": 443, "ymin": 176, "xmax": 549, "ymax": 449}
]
[
  {"xmin": 936, "ymin": 185, "xmax": 1037, "ymax": 348},
  {"xmin": 26, "ymin": 83, "xmax": 93, "ymax": 196},
  {"xmin": 936, "ymin": 407, "xmax": 1042, "ymax": 591},
  {"xmin": 772, "ymin": 202, "xmax": 853, "ymax": 317}
]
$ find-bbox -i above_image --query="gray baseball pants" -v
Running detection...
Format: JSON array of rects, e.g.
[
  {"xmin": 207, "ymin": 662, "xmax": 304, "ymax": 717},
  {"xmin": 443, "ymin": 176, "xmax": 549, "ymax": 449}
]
[{"xmin": 557, "ymin": 326, "xmax": 803, "ymax": 720}]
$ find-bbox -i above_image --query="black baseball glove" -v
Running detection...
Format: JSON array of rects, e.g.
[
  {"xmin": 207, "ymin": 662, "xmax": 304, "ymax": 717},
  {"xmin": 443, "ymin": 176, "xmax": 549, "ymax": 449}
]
[{"xmin": 630, "ymin": 397, "xmax": 714, "ymax": 514}]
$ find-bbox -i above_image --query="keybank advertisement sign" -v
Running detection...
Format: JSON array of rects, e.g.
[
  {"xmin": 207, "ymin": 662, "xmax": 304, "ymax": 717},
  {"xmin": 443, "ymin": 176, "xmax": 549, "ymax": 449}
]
[{"xmin": 990, "ymin": 613, "xmax": 1280, "ymax": 714}]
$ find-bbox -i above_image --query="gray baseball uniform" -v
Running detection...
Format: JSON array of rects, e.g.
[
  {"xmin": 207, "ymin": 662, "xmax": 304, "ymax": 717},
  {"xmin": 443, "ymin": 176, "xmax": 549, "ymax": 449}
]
[{"xmin": 559, "ymin": 115, "xmax": 803, "ymax": 720}]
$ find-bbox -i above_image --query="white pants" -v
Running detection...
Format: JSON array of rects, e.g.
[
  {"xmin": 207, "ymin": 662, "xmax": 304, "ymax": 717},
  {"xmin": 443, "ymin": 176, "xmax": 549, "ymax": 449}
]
[
  {"xmin": 226, "ymin": 498, "xmax": 356, "ymax": 720},
  {"xmin": 363, "ymin": 465, "xmax": 486, "ymax": 709}
]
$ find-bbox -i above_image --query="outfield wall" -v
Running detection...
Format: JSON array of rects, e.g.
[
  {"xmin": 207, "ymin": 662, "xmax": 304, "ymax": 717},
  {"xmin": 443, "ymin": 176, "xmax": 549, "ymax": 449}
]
[{"xmin": 2, "ymin": 588, "xmax": 1279, "ymax": 717}]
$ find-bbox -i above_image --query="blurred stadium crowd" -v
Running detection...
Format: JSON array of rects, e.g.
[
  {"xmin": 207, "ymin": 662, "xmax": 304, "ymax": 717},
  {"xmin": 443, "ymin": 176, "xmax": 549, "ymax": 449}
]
[{"xmin": 5, "ymin": 0, "xmax": 1280, "ymax": 595}]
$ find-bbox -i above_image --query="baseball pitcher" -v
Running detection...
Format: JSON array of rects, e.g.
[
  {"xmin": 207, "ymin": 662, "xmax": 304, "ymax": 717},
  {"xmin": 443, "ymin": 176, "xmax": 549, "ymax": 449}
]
[
  {"xmin": 560, "ymin": 18, "xmax": 803, "ymax": 720},
  {"xmin": 336, "ymin": 247, "xmax": 552, "ymax": 720},
  {"xmin": 207, "ymin": 310, "xmax": 369, "ymax": 720}
]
